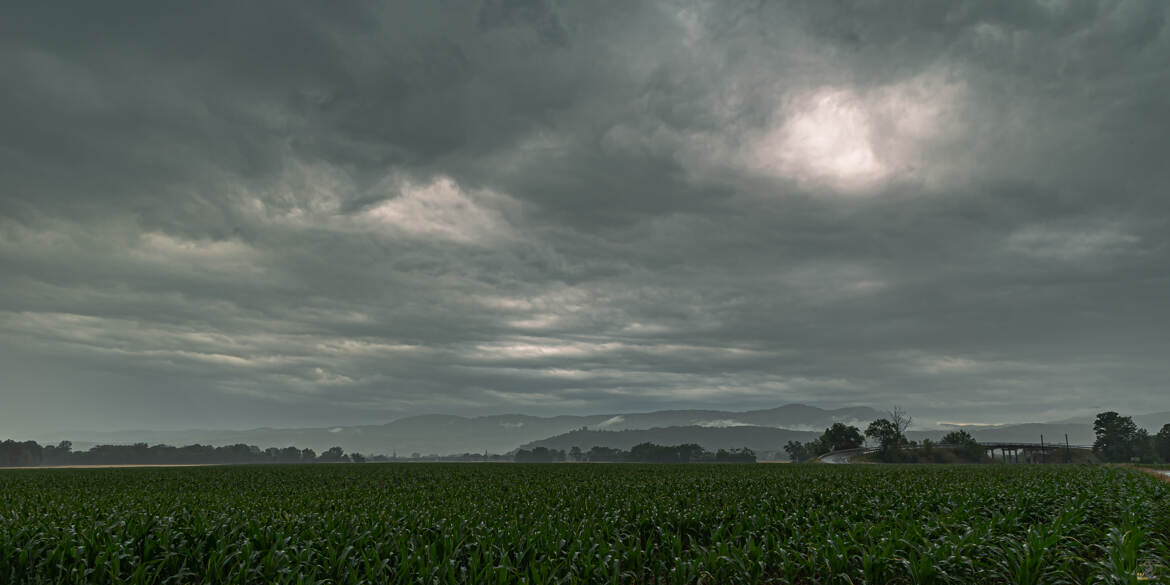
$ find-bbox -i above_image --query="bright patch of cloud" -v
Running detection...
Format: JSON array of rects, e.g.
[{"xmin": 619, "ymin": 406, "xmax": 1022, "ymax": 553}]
[
  {"xmin": 762, "ymin": 89, "xmax": 885, "ymax": 187},
  {"xmin": 313, "ymin": 367, "xmax": 356, "ymax": 386},
  {"xmin": 695, "ymin": 419, "xmax": 751, "ymax": 427},
  {"xmin": 314, "ymin": 339, "xmax": 427, "ymax": 356},
  {"xmin": 749, "ymin": 72, "xmax": 965, "ymax": 192},
  {"xmin": 596, "ymin": 416, "xmax": 625, "ymax": 428},
  {"xmin": 362, "ymin": 177, "xmax": 517, "ymax": 244},
  {"xmin": 471, "ymin": 340, "xmax": 623, "ymax": 360},
  {"xmin": 937, "ymin": 421, "xmax": 1002, "ymax": 428},
  {"xmin": 914, "ymin": 356, "xmax": 981, "ymax": 374}
]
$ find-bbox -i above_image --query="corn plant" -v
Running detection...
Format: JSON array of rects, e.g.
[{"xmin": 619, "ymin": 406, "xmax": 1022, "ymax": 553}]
[{"xmin": 1, "ymin": 464, "xmax": 1167, "ymax": 584}]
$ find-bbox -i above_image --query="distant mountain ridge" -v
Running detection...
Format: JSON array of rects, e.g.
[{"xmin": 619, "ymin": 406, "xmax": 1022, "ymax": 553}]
[
  {"xmin": 521, "ymin": 425, "xmax": 820, "ymax": 457},
  {"xmin": 1045, "ymin": 412, "xmax": 1170, "ymax": 434},
  {"xmin": 914, "ymin": 411, "xmax": 1170, "ymax": 447},
  {"xmin": 38, "ymin": 407, "xmax": 1170, "ymax": 459},
  {"xmin": 48, "ymin": 404, "xmax": 881, "ymax": 456}
]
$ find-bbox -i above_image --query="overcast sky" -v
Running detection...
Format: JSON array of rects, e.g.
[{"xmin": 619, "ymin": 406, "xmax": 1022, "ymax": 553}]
[{"xmin": 1, "ymin": 1, "xmax": 1168, "ymax": 436}]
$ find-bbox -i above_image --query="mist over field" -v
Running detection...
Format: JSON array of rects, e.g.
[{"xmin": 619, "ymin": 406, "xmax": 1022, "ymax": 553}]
[{"xmin": 20, "ymin": 403, "xmax": 1167, "ymax": 459}]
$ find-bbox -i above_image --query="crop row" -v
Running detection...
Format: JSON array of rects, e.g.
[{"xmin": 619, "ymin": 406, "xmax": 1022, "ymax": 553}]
[{"xmin": 2, "ymin": 464, "xmax": 1168, "ymax": 584}]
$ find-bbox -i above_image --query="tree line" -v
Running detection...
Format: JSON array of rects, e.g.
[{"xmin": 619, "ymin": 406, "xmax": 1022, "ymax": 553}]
[
  {"xmin": 5, "ymin": 410, "xmax": 1165, "ymax": 467},
  {"xmin": 514, "ymin": 443, "xmax": 757, "ymax": 463},
  {"xmin": 1, "ymin": 438, "xmax": 758, "ymax": 466},
  {"xmin": 1092, "ymin": 411, "xmax": 1170, "ymax": 463},
  {"xmin": 784, "ymin": 408, "xmax": 1170, "ymax": 464},
  {"xmin": 0, "ymin": 440, "xmax": 369, "ymax": 467},
  {"xmin": 853, "ymin": 407, "xmax": 986, "ymax": 463},
  {"xmin": 783, "ymin": 408, "xmax": 959, "ymax": 463}
]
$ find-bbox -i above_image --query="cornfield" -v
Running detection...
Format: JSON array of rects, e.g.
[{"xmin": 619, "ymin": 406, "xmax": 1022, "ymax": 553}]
[{"xmin": 2, "ymin": 464, "xmax": 1168, "ymax": 584}]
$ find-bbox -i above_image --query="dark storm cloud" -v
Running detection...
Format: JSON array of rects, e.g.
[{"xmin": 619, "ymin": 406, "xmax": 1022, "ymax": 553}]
[{"xmin": 1, "ymin": 0, "xmax": 1168, "ymax": 436}]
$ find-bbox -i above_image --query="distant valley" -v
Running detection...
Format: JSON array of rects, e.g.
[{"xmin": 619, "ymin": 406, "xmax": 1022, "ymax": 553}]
[
  {"xmin": 48, "ymin": 404, "xmax": 879, "ymax": 456},
  {"xmin": 43, "ymin": 406, "xmax": 1170, "ymax": 459}
]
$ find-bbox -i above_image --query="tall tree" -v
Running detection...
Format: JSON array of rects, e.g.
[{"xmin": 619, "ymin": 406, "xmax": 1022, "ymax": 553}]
[
  {"xmin": 941, "ymin": 429, "xmax": 974, "ymax": 445},
  {"xmin": 676, "ymin": 444, "xmax": 706, "ymax": 463},
  {"xmin": 865, "ymin": 418, "xmax": 906, "ymax": 461},
  {"xmin": 1132, "ymin": 429, "xmax": 1156, "ymax": 463},
  {"xmin": 784, "ymin": 440, "xmax": 811, "ymax": 462},
  {"xmin": 1092, "ymin": 411, "xmax": 1139, "ymax": 462},
  {"xmin": 888, "ymin": 406, "xmax": 912, "ymax": 438},
  {"xmin": 319, "ymin": 446, "xmax": 347, "ymax": 462},
  {"xmin": 1156, "ymin": 424, "xmax": 1170, "ymax": 463},
  {"xmin": 821, "ymin": 423, "xmax": 864, "ymax": 451},
  {"xmin": 941, "ymin": 429, "xmax": 984, "ymax": 462}
]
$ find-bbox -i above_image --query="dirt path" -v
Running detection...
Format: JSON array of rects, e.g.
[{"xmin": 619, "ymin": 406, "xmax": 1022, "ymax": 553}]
[
  {"xmin": 1136, "ymin": 468, "xmax": 1170, "ymax": 484},
  {"xmin": 819, "ymin": 448, "xmax": 875, "ymax": 464}
]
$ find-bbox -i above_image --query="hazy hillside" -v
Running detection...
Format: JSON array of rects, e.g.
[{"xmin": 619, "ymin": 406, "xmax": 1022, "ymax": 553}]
[
  {"xmin": 1046, "ymin": 411, "xmax": 1170, "ymax": 430},
  {"xmin": 53, "ymin": 414, "xmax": 610, "ymax": 457},
  {"xmin": 909, "ymin": 411, "xmax": 1170, "ymax": 447},
  {"xmin": 580, "ymin": 405, "xmax": 881, "ymax": 432},
  {"xmin": 522, "ymin": 425, "xmax": 820, "ymax": 456},
  {"xmin": 43, "ymin": 407, "xmax": 1166, "ymax": 457},
  {"xmin": 1134, "ymin": 412, "xmax": 1170, "ymax": 433},
  {"xmin": 49, "ymin": 404, "xmax": 878, "ymax": 455}
]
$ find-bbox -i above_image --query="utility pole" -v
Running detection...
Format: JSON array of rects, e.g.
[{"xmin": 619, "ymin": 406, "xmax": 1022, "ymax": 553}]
[
  {"xmin": 1065, "ymin": 433, "xmax": 1071, "ymax": 463},
  {"xmin": 1040, "ymin": 435, "xmax": 1045, "ymax": 464}
]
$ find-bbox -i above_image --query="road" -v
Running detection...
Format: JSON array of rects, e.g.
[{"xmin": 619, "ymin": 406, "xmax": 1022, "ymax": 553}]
[{"xmin": 819, "ymin": 448, "xmax": 874, "ymax": 464}]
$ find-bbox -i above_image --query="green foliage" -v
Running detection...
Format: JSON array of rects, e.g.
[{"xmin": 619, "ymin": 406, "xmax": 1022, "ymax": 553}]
[
  {"xmin": 0, "ymin": 440, "xmax": 42, "ymax": 466},
  {"xmin": 553, "ymin": 443, "xmax": 729, "ymax": 463},
  {"xmin": 713, "ymin": 447, "xmax": 755, "ymax": 463},
  {"xmin": 805, "ymin": 437, "xmax": 831, "ymax": 457},
  {"xmin": 585, "ymin": 445, "xmax": 625, "ymax": 462},
  {"xmin": 783, "ymin": 440, "xmax": 812, "ymax": 462},
  {"xmin": 865, "ymin": 418, "xmax": 907, "ymax": 461},
  {"xmin": 942, "ymin": 429, "xmax": 974, "ymax": 445},
  {"xmin": 1093, "ymin": 412, "xmax": 1162, "ymax": 463},
  {"xmin": 941, "ymin": 429, "xmax": 986, "ymax": 462},
  {"xmin": 513, "ymin": 446, "xmax": 566, "ymax": 462},
  {"xmin": 629, "ymin": 442, "xmax": 708, "ymax": 463},
  {"xmin": 318, "ymin": 446, "xmax": 348, "ymax": 462},
  {"xmin": 822, "ymin": 422, "xmax": 865, "ymax": 451},
  {"xmin": 0, "ymin": 439, "xmax": 349, "ymax": 466},
  {"xmin": 1095, "ymin": 411, "xmax": 1140, "ymax": 462},
  {"xmin": 1157, "ymin": 424, "xmax": 1170, "ymax": 463},
  {"xmin": 785, "ymin": 423, "xmax": 863, "ymax": 462},
  {"xmin": 2, "ymin": 464, "xmax": 1168, "ymax": 584}
]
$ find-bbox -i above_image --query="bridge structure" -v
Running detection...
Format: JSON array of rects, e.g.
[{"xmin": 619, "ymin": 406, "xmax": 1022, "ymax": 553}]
[
  {"xmin": 819, "ymin": 441, "xmax": 1094, "ymax": 464},
  {"xmin": 979, "ymin": 442, "xmax": 1092, "ymax": 464}
]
